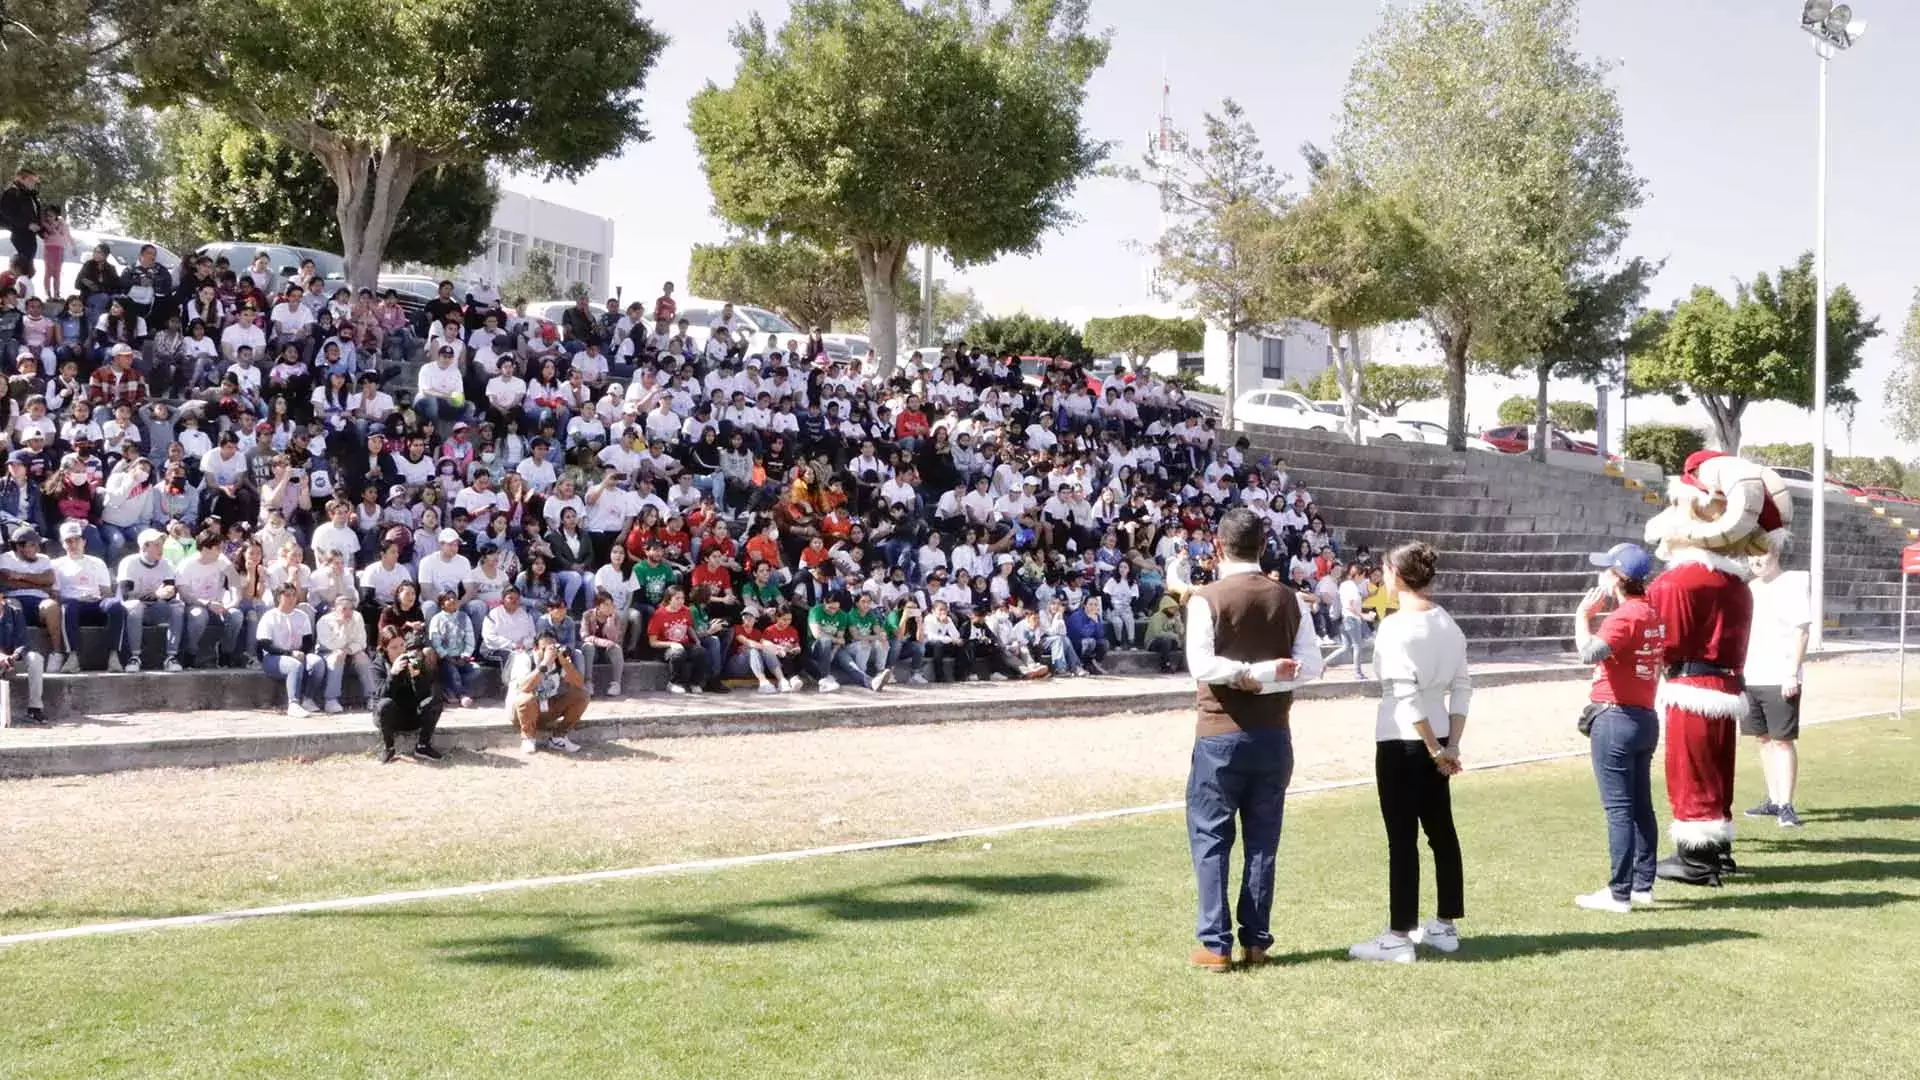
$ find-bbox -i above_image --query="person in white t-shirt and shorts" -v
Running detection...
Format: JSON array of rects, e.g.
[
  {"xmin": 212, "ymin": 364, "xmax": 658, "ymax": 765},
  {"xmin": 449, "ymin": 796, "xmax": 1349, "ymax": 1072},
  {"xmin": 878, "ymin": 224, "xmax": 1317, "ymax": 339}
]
[{"xmin": 1742, "ymin": 546, "xmax": 1810, "ymax": 829}]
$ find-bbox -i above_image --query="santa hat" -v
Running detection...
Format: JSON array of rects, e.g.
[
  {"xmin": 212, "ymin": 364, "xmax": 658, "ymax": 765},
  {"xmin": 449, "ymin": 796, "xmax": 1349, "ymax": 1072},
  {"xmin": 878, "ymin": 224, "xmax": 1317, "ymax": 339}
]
[{"xmin": 1661, "ymin": 450, "xmax": 1794, "ymax": 550}]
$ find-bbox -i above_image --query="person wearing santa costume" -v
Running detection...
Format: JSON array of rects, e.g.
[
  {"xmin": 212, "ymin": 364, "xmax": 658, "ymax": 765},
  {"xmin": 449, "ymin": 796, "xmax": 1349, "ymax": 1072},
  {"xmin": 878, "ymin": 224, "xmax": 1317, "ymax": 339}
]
[{"xmin": 1643, "ymin": 450, "xmax": 1793, "ymax": 888}]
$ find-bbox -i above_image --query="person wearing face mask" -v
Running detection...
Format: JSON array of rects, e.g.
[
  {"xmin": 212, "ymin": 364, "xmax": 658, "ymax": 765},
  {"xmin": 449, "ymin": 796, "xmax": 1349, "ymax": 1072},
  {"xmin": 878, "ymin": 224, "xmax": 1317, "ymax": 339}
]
[{"xmin": 1571, "ymin": 543, "xmax": 1665, "ymax": 914}]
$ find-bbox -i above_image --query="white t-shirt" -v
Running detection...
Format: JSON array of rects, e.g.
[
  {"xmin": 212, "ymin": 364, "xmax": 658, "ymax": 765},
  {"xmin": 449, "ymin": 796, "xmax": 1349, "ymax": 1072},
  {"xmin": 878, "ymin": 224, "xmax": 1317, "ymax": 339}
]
[
  {"xmin": 53, "ymin": 553, "xmax": 113, "ymax": 601},
  {"xmin": 464, "ymin": 564, "xmax": 510, "ymax": 605},
  {"xmin": 358, "ymin": 561, "xmax": 414, "ymax": 605},
  {"xmin": 174, "ymin": 555, "xmax": 233, "ymax": 604},
  {"xmin": 417, "ymin": 553, "xmax": 472, "ymax": 603},
  {"xmin": 1746, "ymin": 569, "xmax": 1811, "ymax": 686},
  {"xmin": 1338, "ymin": 579, "xmax": 1365, "ymax": 618},
  {"xmin": 417, "ymin": 360, "xmax": 465, "ymax": 398},
  {"xmin": 309, "ymin": 521, "xmax": 362, "ymax": 564},
  {"xmin": 116, "ymin": 554, "xmax": 176, "ymax": 600},
  {"xmin": 0, "ymin": 550, "xmax": 54, "ymax": 596}
]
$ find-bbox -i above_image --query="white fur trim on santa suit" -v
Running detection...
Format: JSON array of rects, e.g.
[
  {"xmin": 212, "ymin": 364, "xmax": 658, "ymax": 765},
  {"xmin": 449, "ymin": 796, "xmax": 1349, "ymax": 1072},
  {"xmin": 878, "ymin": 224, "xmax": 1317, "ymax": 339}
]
[
  {"xmin": 1663, "ymin": 546, "xmax": 1754, "ymax": 580},
  {"xmin": 1658, "ymin": 680, "xmax": 1750, "ymax": 719},
  {"xmin": 1671, "ymin": 818, "xmax": 1734, "ymax": 851}
]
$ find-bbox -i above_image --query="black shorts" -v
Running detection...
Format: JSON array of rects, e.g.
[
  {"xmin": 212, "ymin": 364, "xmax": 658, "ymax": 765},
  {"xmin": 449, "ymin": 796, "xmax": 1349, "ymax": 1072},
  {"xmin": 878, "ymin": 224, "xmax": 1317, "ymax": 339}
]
[{"xmin": 1741, "ymin": 685, "xmax": 1801, "ymax": 740}]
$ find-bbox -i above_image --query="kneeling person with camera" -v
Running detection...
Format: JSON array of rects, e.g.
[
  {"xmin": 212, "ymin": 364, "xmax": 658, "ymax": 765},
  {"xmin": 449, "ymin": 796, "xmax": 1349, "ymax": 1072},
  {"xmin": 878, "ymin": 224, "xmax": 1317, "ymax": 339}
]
[
  {"xmin": 506, "ymin": 631, "xmax": 588, "ymax": 754},
  {"xmin": 371, "ymin": 625, "xmax": 444, "ymax": 764}
]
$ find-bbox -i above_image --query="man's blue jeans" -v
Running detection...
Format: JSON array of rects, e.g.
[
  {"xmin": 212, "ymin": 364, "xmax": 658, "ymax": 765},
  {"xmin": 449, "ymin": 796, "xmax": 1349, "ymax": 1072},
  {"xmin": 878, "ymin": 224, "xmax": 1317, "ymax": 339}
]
[
  {"xmin": 1589, "ymin": 704, "xmax": 1661, "ymax": 901},
  {"xmin": 1188, "ymin": 727, "xmax": 1294, "ymax": 956},
  {"xmin": 184, "ymin": 603, "xmax": 244, "ymax": 665},
  {"xmin": 61, "ymin": 598, "xmax": 126, "ymax": 662}
]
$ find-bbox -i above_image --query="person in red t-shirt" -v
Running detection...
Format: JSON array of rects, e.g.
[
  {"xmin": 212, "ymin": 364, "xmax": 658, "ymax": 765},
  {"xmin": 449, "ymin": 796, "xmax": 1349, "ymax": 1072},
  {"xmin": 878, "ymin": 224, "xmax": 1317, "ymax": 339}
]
[
  {"xmin": 646, "ymin": 586, "xmax": 707, "ymax": 693},
  {"xmin": 1572, "ymin": 542, "xmax": 1666, "ymax": 913},
  {"xmin": 689, "ymin": 547, "xmax": 738, "ymax": 618}
]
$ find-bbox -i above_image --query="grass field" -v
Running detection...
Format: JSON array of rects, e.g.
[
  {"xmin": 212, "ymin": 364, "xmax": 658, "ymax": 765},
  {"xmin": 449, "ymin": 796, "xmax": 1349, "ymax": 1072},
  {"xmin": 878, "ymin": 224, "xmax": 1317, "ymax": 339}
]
[{"xmin": 5, "ymin": 712, "xmax": 1918, "ymax": 1079}]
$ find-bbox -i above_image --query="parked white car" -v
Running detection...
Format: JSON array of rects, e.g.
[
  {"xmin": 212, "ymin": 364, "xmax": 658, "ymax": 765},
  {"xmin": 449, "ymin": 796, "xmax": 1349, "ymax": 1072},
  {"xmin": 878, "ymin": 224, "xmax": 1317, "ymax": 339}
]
[
  {"xmin": 671, "ymin": 295, "xmax": 804, "ymax": 355},
  {"xmin": 1399, "ymin": 419, "xmax": 1503, "ymax": 453},
  {"xmin": 1233, "ymin": 388, "xmax": 1323, "ymax": 431},
  {"xmin": 1308, "ymin": 401, "xmax": 1437, "ymax": 443}
]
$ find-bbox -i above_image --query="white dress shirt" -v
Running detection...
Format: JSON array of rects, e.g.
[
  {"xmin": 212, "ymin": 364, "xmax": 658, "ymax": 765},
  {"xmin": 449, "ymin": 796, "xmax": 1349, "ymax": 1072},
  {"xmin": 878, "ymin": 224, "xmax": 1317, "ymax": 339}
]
[{"xmin": 1184, "ymin": 560, "xmax": 1324, "ymax": 693}]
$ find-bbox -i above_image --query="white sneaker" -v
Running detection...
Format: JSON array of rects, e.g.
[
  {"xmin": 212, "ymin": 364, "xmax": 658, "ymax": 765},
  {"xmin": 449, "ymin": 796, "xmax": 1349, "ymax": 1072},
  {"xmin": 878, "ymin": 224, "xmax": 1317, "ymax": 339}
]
[
  {"xmin": 547, "ymin": 735, "xmax": 581, "ymax": 754},
  {"xmin": 1630, "ymin": 889, "xmax": 1655, "ymax": 907},
  {"xmin": 300, "ymin": 699, "xmax": 323, "ymax": 715},
  {"xmin": 1408, "ymin": 919, "xmax": 1461, "ymax": 953},
  {"xmin": 605, "ymin": 683, "xmax": 621, "ymax": 697},
  {"xmin": 46, "ymin": 653, "xmax": 64, "ymax": 675},
  {"xmin": 286, "ymin": 703, "xmax": 310, "ymax": 718},
  {"xmin": 756, "ymin": 681, "xmax": 778, "ymax": 694},
  {"xmin": 909, "ymin": 672, "xmax": 929, "ymax": 685},
  {"xmin": 818, "ymin": 677, "xmax": 840, "ymax": 693},
  {"xmin": 688, "ymin": 684, "xmax": 704, "ymax": 694},
  {"xmin": 520, "ymin": 737, "xmax": 540, "ymax": 754},
  {"xmin": 871, "ymin": 669, "xmax": 892, "ymax": 692},
  {"xmin": 107, "ymin": 654, "xmax": 123, "ymax": 673},
  {"xmin": 1575, "ymin": 889, "xmax": 1631, "ymax": 914},
  {"xmin": 781, "ymin": 677, "xmax": 799, "ymax": 692},
  {"xmin": 162, "ymin": 658, "xmax": 184, "ymax": 673},
  {"xmin": 1348, "ymin": 930, "xmax": 1417, "ymax": 963},
  {"xmin": 324, "ymin": 701, "xmax": 344, "ymax": 715},
  {"xmin": 667, "ymin": 683, "xmax": 687, "ymax": 695},
  {"xmin": 123, "ymin": 658, "xmax": 141, "ymax": 674}
]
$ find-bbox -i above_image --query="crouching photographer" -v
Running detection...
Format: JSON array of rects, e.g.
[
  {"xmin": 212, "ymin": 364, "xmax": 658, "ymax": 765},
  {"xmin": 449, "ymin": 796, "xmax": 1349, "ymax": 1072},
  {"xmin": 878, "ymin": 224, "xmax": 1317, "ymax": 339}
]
[
  {"xmin": 505, "ymin": 632, "xmax": 587, "ymax": 755},
  {"xmin": 370, "ymin": 625, "xmax": 444, "ymax": 764}
]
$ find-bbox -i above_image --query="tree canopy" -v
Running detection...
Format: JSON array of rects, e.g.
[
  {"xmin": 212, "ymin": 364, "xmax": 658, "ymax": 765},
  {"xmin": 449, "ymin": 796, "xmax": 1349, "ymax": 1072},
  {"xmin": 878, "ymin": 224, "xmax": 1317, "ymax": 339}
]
[
  {"xmin": 1629, "ymin": 253, "xmax": 1879, "ymax": 452},
  {"xmin": 502, "ymin": 250, "xmax": 559, "ymax": 306},
  {"xmin": 1123, "ymin": 99, "xmax": 1289, "ymax": 430},
  {"xmin": 1497, "ymin": 396, "xmax": 1598, "ymax": 432},
  {"xmin": 1493, "ymin": 256, "xmax": 1656, "ymax": 460},
  {"xmin": 1336, "ymin": 0, "xmax": 1642, "ymax": 449},
  {"xmin": 1084, "ymin": 315, "xmax": 1204, "ymax": 363},
  {"xmin": 120, "ymin": 111, "xmax": 496, "ymax": 268},
  {"xmin": 689, "ymin": 0, "xmax": 1108, "ymax": 376},
  {"xmin": 1880, "ymin": 290, "xmax": 1920, "ymax": 444},
  {"xmin": 132, "ymin": 0, "xmax": 666, "ymax": 287},
  {"xmin": 688, "ymin": 237, "xmax": 869, "ymax": 333},
  {"xmin": 963, "ymin": 314, "xmax": 1090, "ymax": 362},
  {"xmin": 1360, "ymin": 363, "xmax": 1447, "ymax": 415},
  {"xmin": 0, "ymin": 103, "xmax": 159, "ymax": 227}
]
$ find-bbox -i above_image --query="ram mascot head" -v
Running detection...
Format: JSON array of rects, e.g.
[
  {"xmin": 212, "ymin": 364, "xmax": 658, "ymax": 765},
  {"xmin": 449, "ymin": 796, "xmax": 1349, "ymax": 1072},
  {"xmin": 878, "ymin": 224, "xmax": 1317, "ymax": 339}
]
[{"xmin": 1644, "ymin": 450, "xmax": 1795, "ymax": 562}]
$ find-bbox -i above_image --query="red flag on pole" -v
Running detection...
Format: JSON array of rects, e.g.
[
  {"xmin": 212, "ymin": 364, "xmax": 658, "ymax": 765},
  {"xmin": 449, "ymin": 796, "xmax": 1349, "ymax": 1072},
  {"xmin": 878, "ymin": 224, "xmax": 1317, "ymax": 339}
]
[{"xmin": 1902, "ymin": 543, "xmax": 1920, "ymax": 574}]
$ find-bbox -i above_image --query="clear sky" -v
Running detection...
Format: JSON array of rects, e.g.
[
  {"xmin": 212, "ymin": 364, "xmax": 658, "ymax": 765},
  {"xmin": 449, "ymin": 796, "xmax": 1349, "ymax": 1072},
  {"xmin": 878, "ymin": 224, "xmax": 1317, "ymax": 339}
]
[{"xmin": 505, "ymin": 0, "xmax": 1918, "ymax": 457}]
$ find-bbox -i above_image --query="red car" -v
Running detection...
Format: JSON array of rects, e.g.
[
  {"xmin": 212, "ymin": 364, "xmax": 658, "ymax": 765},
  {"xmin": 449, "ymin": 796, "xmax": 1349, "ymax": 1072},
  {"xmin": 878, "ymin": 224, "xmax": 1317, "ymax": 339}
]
[
  {"xmin": 1861, "ymin": 486, "xmax": 1916, "ymax": 506},
  {"xmin": 1480, "ymin": 425, "xmax": 1603, "ymax": 457}
]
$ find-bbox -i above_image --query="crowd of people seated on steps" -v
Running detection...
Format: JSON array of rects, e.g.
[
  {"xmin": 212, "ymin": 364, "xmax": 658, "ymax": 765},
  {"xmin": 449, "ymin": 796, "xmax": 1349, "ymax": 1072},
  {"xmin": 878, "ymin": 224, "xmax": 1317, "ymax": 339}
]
[{"xmin": 0, "ymin": 260, "xmax": 1367, "ymax": 725}]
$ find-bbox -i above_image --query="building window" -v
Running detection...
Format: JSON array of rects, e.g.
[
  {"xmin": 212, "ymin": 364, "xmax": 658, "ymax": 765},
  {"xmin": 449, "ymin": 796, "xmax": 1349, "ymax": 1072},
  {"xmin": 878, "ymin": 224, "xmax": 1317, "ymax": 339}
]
[
  {"xmin": 1176, "ymin": 352, "xmax": 1203, "ymax": 374},
  {"xmin": 1260, "ymin": 337, "xmax": 1286, "ymax": 380}
]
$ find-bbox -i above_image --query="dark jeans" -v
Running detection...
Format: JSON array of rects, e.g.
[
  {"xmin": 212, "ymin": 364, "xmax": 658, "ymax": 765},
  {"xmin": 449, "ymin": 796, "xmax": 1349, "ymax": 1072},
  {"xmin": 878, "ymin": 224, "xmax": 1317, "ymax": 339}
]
[
  {"xmin": 1589, "ymin": 705, "xmax": 1660, "ymax": 901},
  {"xmin": 1187, "ymin": 727, "xmax": 1294, "ymax": 956},
  {"xmin": 1375, "ymin": 738, "xmax": 1464, "ymax": 933}
]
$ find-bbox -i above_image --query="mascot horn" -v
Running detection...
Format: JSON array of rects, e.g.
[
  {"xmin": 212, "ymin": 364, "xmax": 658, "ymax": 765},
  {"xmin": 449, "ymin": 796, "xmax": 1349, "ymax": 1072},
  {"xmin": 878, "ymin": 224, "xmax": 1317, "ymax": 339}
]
[{"xmin": 1643, "ymin": 450, "xmax": 1793, "ymax": 886}]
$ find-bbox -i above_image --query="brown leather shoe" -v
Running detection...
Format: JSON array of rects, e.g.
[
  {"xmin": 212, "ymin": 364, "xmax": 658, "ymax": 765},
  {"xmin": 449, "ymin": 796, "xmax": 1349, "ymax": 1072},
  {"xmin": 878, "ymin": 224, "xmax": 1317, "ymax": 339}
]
[
  {"xmin": 1190, "ymin": 947, "xmax": 1233, "ymax": 972},
  {"xmin": 1240, "ymin": 946, "xmax": 1271, "ymax": 966}
]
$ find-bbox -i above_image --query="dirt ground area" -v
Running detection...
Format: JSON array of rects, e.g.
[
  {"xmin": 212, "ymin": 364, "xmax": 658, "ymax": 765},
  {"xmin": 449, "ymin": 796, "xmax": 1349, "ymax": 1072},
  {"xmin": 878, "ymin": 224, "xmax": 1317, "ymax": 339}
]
[{"xmin": 0, "ymin": 655, "xmax": 1905, "ymax": 928}]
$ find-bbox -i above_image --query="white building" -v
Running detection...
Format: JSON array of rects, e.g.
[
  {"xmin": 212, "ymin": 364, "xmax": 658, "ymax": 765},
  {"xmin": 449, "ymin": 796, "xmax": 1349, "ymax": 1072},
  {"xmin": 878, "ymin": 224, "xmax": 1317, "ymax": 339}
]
[
  {"xmin": 453, "ymin": 189, "xmax": 616, "ymax": 301},
  {"xmin": 1169, "ymin": 323, "xmax": 1337, "ymax": 396}
]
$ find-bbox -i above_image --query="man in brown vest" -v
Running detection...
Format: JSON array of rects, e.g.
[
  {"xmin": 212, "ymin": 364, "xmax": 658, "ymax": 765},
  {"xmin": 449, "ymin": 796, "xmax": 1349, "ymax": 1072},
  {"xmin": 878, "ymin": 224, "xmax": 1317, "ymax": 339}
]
[{"xmin": 1185, "ymin": 507, "xmax": 1324, "ymax": 970}]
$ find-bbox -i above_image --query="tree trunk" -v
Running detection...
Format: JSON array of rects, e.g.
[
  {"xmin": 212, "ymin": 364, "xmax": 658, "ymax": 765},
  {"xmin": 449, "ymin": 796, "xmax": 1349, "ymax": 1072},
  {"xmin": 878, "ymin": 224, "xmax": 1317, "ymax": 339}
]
[
  {"xmin": 853, "ymin": 238, "xmax": 906, "ymax": 378},
  {"xmin": 1700, "ymin": 394, "xmax": 1744, "ymax": 453},
  {"xmin": 1437, "ymin": 325, "xmax": 1470, "ymax": 452},
  {"xmin": 1222, "ymin": 327, "xmax": 1238, "ymax": 432},
  {"xmin": 1531, "ymin": 361, "xmax": 1551, "ymax": 464},
  {"xmin": 1335, "ymin": 328, "xmax": 1363, "ymax": 444},
  {"xmin": 322, "ymin": 139, "xmax": 421, "ymax": 292}
]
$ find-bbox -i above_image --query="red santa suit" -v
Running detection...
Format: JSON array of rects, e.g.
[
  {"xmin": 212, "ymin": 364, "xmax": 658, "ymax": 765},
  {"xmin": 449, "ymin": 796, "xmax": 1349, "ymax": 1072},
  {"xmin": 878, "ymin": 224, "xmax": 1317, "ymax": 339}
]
[{"xmin": 1643, "ymin": 451, "xmax": 1791, "ymax": 887}]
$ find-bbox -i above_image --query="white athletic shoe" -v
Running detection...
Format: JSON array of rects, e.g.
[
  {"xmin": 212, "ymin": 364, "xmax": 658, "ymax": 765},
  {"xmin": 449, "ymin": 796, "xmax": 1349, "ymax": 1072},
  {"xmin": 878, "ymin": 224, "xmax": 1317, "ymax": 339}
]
[
  {"xmin": 909, "ymin": 672, "xmax": 929, "ymax": 685},
  {"xmin": 688, "ymin": 684, "xmax": 704, "ymax": 694},
  {"xmin": 520, "ymin": 737, "xmax": 540, "ymax": 754},
  {"xmin": 324, "ymin": 701, "xmax": 344, "ymax": 714},
  {"xmin": 299, "ymin": 699, "xmax": 323, "ymax": 715},
  {"xmin": 1348, "ymin": 930, "xmax": 1417, "ymax": 963},
  {"xmin": 1408, "ymin": 919, "xmax": 1460, "ymax": 953},
  {"xmin": 46, "ymin": 653, "xmax": 63, "ymax": 675},
  {"xmin": 818, "ymin": 677, "xmax": 840, "ymax": 693},
  {"xmin": 547, "ymin": 735, "xmax": 581, "ymax": 754},
  {"xmin": 106, "ymin": 654, "xmax": 123, "ymax": 673},
  {"xmin": 1630, "ymin": 889, "xmax": 1655, "ymax": 907},
  {"xmin": 1575, "ymin": 889, "xmax": 1632, "ymax": 914},
  {"xmin": 756, "ymin": 680, "xmax": 778, "ymax": 694},
  {"xmin": 286, "ymin": 703, "xmax": 310, "ymax": 718},
  {"xmin": 605, "ymin": 683, "xmax": 621, "ymax": 697},
  {"xmin": 667, "ymin": 683, "xmax": 687, "ymax": 695},
  {"xmin": 871, "ymin": 669, "xmax": 892, "ymax": 692},
  {"xmin": 781, "ymin": 677, "xmax": 799, "ymax": 692}
]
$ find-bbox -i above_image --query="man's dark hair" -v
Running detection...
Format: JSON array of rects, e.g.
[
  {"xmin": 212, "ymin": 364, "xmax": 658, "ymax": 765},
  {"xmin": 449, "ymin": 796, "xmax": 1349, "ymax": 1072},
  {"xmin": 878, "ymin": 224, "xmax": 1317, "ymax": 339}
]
[{"xmin": 1216, "ymin": 507, "xmax": 1267, "ymax": 563}]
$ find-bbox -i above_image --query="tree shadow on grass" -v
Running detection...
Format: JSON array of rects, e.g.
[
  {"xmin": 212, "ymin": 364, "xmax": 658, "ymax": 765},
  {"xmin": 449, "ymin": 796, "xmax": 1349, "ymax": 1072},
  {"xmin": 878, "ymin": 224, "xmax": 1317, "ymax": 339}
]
[
  {"xmin": 1440, "ymin": 927, "xmax": 1760, "ymax": 962},
  {"xmin": 1757, "ymin": 859, "xmax": 1920, "ymax": 886},
  {"xmin": 431, "ymin": 871, "xmax": 1110, "ymax": 967},
  {"xmin": 1801, "ymin": 805, "xmax": 1920, "ymax": 824},
  {"xmin": 1745, "ymin": 837, "xmax": 1920, "ymax": 857},
  {"xmin": 1667, "ymin": 889, "xmax": 1914, "ymax": 913},
  {"xmin": 572, "ymin": 741, "xmax": 672, "ymax": 763}
]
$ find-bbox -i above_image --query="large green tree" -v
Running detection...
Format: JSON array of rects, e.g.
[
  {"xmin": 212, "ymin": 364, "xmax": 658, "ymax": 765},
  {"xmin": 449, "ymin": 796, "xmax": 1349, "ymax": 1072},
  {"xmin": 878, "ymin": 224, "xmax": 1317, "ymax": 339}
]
[
  {"xmin": 132, "ymin": 0, "xmax": 666, "ymax": 288},
  {"xmin": 688, "ymin": 237, "xmax": 868, "ymax": 332},
  {"xmin": 1122, "ymin": 99, "xmax": 1289, "ymax": 431},
  {"xmin": 898, "ymin": 274, "xmax": 985, "ymax": 348},
  {"xmin": 0, "ymin": 1, "xmax": 186, "ymax": 137},
  {"xmin": 1084, "ymin": 315, "xmax": 1205, "ymax": 365},
  {"xmin": 1883, "ymin": 289, "xmax": 1920, "ymax": 443},
  {"xmin": 120, "ymin": 111, "xmax": 496, "ymax": 267},
  {"xmin": 1493, "ymin": 257, "xmax": 1657, "ymax": 461},
  {"xmin": 964, "ymin": 314, "xmax": 1089, "ymax": 362},
  {"xmin": 502, "ymin": 250, "xmax": 559, "ymax": 306},
  {"xmin": 0, "ymin": 104, "xmax": 160, "ymax": 227},
  {"xmin": 1336, "ymin": 0, "xmax": 1643, "ymax": 450},
  {"xmin": 690, "ymin": 0, "xmax": 1109, "ymax": 377},
  {"xmin": 1260, "ymin": 164, "xmax": 1434, "ymax": 442},
  {"xmin": 1630, "ymin": 254, "xmax": 1880, "ymax": 452}
]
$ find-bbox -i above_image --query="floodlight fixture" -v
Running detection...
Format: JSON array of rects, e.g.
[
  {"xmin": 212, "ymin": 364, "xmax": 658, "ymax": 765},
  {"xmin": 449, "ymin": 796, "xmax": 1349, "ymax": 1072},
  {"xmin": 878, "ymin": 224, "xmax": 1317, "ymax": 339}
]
[{"xmin": 1802, "ymin": 0, "xmax": 1865, "ymax": 48}]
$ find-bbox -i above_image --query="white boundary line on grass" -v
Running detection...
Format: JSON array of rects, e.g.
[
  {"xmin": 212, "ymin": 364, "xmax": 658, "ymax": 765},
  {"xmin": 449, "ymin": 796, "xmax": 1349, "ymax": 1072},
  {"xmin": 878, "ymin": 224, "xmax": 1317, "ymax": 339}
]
[{"xmin": 0, "ymin": 707, "xmax": 1885, "ymax": 948}]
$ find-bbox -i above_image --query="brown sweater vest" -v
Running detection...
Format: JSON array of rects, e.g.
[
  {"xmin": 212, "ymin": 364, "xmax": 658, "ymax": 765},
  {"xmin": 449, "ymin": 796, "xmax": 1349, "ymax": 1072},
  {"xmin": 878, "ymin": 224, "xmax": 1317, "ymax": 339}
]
[{"xmin": 1194, "ymin": 572, "xmax": 1302, "ymax": 737}]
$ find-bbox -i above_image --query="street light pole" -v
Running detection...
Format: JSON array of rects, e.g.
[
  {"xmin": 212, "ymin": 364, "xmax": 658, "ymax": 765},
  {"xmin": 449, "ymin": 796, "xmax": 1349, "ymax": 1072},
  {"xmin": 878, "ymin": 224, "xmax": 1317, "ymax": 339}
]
[{"xmin": 1810, "ymin": 38, "xmax": 1831, "ymax": 651}]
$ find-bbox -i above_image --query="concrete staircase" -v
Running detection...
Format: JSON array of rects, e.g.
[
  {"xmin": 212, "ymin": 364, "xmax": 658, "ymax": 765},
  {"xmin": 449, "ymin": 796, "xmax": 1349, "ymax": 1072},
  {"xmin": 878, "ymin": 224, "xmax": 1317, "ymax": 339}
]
[{"xmin": 1240, "ymin": 426, "xmax": 1914, "ymax": 657}]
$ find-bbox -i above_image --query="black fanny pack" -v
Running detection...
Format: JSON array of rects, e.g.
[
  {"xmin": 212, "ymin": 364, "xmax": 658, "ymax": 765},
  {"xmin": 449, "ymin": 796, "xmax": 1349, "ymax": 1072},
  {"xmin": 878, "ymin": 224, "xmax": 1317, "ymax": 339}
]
[{"xmin": 1578, "ymin": 702, "xmax": 1605, "ymax": 738}]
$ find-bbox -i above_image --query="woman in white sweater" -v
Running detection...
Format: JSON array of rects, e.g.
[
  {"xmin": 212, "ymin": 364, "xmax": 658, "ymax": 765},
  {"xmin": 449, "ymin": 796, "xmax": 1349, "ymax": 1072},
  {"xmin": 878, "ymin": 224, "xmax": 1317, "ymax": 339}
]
[{"xmin": 1349, "ymin": 540, "xmax": 1472, "ymax": 964}]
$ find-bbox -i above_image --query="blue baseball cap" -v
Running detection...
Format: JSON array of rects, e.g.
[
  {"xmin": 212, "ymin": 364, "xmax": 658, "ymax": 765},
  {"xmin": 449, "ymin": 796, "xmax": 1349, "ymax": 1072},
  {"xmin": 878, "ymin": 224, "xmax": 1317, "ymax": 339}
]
[{"xmin": 1589, "ymin": 543, "xmax": 1653, "ymax": 584}]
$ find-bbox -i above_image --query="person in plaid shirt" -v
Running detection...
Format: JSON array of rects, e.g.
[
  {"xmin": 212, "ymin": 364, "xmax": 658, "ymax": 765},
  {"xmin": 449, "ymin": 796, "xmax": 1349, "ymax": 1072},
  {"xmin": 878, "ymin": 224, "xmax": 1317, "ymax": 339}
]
[{"xmin": 87, "ymin": 344, "xmax": 147, "ymax": 422}]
